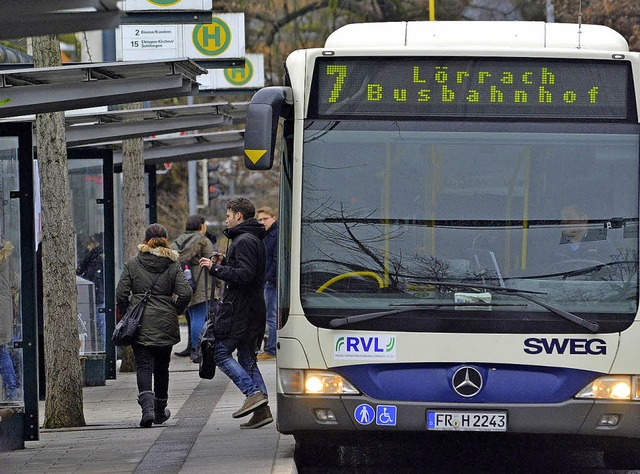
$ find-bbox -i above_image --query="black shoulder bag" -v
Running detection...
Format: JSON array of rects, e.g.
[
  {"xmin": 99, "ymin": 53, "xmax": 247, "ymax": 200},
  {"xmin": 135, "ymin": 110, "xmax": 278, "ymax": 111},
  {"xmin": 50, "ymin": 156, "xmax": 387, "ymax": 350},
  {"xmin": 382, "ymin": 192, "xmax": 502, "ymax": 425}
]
[{"xmin": 112, "ymin": 261, "xmax": 166, "ymax": 347}]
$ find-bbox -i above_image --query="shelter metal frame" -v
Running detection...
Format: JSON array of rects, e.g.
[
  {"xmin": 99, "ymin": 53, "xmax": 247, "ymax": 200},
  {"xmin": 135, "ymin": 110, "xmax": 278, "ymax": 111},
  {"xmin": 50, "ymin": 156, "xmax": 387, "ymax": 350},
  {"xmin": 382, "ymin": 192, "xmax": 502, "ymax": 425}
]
[
  {"xmin": 0, "ymin": 59, "xmax": 207, "ymax": 118},
  {"xmin": 65, "ymin": 102, "xmax": 247, "ymax": 147},
  {"xmin": 0, "ymin": 1, "xmax": 122, "ymax": 40}
]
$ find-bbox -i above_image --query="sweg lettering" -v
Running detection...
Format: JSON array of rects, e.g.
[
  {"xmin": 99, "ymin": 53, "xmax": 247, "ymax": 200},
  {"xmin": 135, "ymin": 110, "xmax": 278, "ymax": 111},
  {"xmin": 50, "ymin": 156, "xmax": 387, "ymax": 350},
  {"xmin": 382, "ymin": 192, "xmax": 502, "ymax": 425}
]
[
  {"xmin": 364, "ymin": 67, "xmax": 599, "ymax": 105},
  {"xmin": 523, "ymin": 337, "xmax": 607, "ymax": 355}
]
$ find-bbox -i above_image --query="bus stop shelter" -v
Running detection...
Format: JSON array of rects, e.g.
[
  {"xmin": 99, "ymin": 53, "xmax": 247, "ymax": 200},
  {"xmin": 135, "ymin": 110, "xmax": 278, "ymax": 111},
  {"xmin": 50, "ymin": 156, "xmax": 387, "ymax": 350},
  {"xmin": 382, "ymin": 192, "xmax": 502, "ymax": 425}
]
[{"xmin": 0, "ymin": 57, "xmax": 229, "ymax": 450}]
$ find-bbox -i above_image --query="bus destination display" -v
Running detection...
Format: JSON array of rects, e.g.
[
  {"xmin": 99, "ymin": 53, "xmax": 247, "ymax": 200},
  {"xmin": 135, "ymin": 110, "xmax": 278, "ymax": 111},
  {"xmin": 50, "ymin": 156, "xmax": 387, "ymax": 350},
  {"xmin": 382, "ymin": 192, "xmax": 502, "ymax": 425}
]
[{"xmin": 312, "ymin": 57, "xmax": 631, "ymax": 120}]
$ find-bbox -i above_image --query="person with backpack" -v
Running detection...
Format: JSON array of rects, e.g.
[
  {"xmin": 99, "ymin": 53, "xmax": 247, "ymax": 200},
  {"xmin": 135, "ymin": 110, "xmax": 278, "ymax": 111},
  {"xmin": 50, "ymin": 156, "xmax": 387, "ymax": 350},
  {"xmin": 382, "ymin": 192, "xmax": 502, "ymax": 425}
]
[{"xmin": 171, "ymin": 215, "xmax": 215, "ymax": 362}]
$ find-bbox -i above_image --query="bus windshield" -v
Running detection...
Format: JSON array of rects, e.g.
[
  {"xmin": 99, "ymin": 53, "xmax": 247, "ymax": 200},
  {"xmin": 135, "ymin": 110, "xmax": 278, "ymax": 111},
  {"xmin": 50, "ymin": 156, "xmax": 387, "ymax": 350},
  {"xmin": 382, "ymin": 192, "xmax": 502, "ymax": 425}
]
[{"xmin": 299, "ymin": 120, "xmax": 639, "ymax": 334}]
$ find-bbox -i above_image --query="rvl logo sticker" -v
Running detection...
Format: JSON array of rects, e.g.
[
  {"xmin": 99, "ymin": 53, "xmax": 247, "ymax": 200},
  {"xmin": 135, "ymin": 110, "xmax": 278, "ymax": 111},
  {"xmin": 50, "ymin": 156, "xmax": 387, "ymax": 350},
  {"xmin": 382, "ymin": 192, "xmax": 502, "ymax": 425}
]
[{"xmin": 334, "ymin": 334, "xmax": 396, "ymax": 360}]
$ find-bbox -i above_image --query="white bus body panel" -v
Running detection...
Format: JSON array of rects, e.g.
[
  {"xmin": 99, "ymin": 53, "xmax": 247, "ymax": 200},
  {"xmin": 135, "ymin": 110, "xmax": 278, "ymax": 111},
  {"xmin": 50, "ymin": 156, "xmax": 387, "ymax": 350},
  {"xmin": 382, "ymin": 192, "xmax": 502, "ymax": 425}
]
[
  {"xmin": 317, "ymin": 330, "xmax": 618, "ymax": 373},
  {"xmin": 325, "ymin": 21, "xmax": 629, "ymax": 51}
]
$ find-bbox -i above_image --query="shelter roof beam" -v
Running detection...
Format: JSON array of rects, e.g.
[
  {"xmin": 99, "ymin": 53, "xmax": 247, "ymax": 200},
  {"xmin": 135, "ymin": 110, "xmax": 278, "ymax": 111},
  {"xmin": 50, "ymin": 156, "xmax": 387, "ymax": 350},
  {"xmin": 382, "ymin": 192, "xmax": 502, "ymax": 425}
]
[
  {"xmin": 0, "ymin": 0, "xmax": 121, "ymax": 40},
  {"xmin": 0, "ymin": 75, "xmax": 193, "ymax": 118},
  {"xmin": 66, "ymin": 114, "xmax": 228, "ymax": 147}
]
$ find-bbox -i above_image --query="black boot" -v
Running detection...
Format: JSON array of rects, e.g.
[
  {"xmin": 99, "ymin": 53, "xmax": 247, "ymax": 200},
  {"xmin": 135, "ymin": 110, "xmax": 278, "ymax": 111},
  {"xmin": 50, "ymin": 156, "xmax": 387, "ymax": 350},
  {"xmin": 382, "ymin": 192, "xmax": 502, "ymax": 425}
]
[
  {"xmin": 190, "ymin": 347, "xmax": 201, "ymax": 364},
  {"xmin": 174, "ymin": 346, "xmax": 191, "ymax": 357},
  {"xmin": 154, "ymin": 397, "xmax": 171, "ymax": 425},
  {"xmin": 138, "ymin": 391, "xmax": 155, "ymax": 428}
]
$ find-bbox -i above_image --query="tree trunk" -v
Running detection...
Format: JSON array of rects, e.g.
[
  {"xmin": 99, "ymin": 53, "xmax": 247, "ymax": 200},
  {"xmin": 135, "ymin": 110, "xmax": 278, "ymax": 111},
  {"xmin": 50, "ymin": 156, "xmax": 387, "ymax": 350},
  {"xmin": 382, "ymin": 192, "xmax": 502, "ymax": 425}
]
[
  {"xmin": 119, "ymin": 102, "xmax": 147, "ymax": 373},
  {"xmin": 33, "ymin": 35, "xmax": 86, "ymax": 428}
]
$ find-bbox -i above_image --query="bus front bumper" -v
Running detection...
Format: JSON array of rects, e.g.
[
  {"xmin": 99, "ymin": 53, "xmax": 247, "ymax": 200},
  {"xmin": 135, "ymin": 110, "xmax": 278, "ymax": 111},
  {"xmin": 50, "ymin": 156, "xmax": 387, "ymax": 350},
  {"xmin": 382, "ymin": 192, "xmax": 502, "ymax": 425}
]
[{"xmin": 277, "ymin": 393, "xmax": 640, "ymax": 439}]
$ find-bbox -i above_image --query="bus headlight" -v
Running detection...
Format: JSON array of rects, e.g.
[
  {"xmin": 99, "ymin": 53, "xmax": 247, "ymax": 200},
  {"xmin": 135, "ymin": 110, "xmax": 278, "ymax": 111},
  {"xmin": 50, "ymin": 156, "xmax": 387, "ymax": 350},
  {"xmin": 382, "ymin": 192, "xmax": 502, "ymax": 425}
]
[
  {"xmin": 280, "ymin": 369, "xmax": 360, "ymax": 395},
  {"xmin": 575, "ymin": 376, "xmax": 637, "ymax": 400}
]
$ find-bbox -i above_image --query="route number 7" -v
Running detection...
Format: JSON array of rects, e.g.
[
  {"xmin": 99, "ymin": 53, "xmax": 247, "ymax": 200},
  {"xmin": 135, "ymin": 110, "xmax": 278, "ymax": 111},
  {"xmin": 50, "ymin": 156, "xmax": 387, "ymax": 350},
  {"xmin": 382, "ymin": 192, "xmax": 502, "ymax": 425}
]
[{"xmin": 326, "ymin": 65, "xmax": 347, "ymax": 103}]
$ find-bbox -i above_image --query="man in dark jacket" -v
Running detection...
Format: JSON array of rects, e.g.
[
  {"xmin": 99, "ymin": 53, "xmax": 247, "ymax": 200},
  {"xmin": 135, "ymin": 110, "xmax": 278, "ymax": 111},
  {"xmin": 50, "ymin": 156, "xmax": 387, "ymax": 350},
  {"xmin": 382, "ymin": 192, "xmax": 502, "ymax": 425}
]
[
  {"xmin": 200, "ymin": 197, "xmax": 272, "ymax": 429},
  {"xmin": 256, "ymin": 206, "xmax": 278, "ymax": 360}
]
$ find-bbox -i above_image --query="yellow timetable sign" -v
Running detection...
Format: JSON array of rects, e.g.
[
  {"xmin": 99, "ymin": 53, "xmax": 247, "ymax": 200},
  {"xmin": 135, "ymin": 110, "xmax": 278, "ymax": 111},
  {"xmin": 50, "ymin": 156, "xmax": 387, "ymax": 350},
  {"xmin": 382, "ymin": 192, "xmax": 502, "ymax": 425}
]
[
  {"xmin": 184, "ymin": 13, "xmax": 245, "ymax": 59},
  {"xmin": 224, "ymin": 58, "xmax": 254, "ymax": 86},
  {"xmin": 117, "ymin": 13, "xmax": 245, "ymax": 61},
  {"xmin": 197, "ymin": 53, "xmax": 264, "ymax": 90}
]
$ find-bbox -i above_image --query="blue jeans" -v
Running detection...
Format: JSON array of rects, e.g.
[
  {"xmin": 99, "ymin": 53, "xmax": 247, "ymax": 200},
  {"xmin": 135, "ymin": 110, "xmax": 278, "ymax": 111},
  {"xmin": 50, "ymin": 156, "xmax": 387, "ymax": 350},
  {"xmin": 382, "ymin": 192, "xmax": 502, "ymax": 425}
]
[
  {"xmin": 214, "ymin": 338, "xmax": 267, "ymax": 397},
  {"xmin": 0, "ymin": 343, "xmax": 17, "ymax": 399},
  {"xmin": 187, "ymin": 301, "xmax": 207, "ymax": 350},
  {"xmin": 263, "ymin": 283, "xmax": 277, "ymax": 356}
]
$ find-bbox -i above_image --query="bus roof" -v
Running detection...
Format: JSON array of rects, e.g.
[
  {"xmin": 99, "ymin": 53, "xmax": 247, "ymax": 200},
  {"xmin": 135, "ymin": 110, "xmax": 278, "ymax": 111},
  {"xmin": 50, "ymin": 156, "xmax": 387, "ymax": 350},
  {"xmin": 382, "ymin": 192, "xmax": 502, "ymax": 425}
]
[{"xmin": 324, "ymin": 21, "xmax": 629, "ymax": 52}]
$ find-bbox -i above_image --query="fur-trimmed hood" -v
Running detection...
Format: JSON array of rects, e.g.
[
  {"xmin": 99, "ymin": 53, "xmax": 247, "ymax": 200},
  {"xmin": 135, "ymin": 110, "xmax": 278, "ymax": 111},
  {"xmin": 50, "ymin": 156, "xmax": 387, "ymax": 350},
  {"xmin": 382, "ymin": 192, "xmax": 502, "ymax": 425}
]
[
  {"xmin": 137, "ymin": 244, "xmax": 179, "ymax": 261},
  {"xmin": 136, "ymin": 244, "xmax": 180, "ymax": 275},
  {"xmin": 0, "ymin": 241, "xmax": 14, "ymax": 262},
  {"xmin": 172, "ymin": 232, "xmax": 210, "ymax": 264}
]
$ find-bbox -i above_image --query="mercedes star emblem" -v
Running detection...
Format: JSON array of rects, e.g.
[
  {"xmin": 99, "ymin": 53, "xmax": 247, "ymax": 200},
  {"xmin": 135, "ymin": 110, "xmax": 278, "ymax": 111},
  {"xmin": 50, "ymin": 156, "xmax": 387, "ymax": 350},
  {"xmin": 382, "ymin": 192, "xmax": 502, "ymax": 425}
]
[{"xmin": 452, "ymin": 366, "xmax": 483, "ymax": 397}]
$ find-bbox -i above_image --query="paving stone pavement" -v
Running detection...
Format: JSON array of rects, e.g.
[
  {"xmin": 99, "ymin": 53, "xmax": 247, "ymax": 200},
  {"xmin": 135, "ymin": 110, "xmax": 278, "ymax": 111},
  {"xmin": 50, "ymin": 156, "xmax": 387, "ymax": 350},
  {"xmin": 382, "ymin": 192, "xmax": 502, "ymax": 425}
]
[{"xmin": 0, "ymin": 327, "xmax": 296, "ymax": 474}]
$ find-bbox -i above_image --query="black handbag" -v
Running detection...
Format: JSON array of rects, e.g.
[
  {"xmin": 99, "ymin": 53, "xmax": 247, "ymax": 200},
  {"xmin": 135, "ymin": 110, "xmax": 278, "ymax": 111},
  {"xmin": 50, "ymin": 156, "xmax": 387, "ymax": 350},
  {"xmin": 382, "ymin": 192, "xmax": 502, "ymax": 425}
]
[
  {"xmin": 198, "ymin": 272, "xmax": 217, "ymax": 379},
  {"xmin": 112, "ymin": 297, "xmax": 147, "ymax": 347},
  {"xmin": 112, "ymin": 261, "xmax": 165, "ymax": 347},
  {"xmin": 198, "ymin": 323, "xmax": 216, "ymax": 379}
]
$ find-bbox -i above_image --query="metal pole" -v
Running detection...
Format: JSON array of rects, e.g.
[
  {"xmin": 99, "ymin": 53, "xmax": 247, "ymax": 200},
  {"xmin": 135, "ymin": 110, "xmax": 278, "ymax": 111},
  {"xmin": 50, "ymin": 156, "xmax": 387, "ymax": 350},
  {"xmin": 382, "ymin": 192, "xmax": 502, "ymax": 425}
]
[
  {"xmin": 546, "ymin": 0, "xmax": 554, "ymax": 23},
  {"xmin": 429, "ymin": 0, "xmax": 435, "ymax": 21},
  {"xmin": 187, "ymin": 95, "xmax": 198, "ymax": 215},
  {"xmin": 188, "ymin": 160, "xmax": 197, "ymax": 215}
]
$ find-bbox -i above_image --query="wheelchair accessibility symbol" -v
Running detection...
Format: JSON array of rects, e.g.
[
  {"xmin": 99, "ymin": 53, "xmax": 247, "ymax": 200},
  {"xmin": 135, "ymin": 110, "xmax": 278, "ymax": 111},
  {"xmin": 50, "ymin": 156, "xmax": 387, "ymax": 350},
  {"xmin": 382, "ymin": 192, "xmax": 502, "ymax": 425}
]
[
  {"xmin": 354, "ymin": 404, "xmax": 375, "ymax": 425},
  {"xmin": 376, "ymin": 405, "xmax": 397, "ymax": 426}
]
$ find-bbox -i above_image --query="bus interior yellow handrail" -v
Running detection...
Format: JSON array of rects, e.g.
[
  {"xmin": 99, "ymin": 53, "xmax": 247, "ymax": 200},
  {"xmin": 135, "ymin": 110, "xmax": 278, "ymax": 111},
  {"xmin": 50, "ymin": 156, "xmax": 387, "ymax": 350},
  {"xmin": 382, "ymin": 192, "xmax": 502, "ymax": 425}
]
[{"xmin": 316, "ymin": 271, "xmax": 387, "ymax": 293}]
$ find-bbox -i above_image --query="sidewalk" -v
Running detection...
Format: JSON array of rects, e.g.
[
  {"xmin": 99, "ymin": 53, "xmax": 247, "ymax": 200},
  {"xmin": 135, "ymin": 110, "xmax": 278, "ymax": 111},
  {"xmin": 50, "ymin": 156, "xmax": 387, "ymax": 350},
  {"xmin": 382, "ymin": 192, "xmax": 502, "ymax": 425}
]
[{"xmin": 0, "ymin": 328, "xmax": 296, "ymax": 473}]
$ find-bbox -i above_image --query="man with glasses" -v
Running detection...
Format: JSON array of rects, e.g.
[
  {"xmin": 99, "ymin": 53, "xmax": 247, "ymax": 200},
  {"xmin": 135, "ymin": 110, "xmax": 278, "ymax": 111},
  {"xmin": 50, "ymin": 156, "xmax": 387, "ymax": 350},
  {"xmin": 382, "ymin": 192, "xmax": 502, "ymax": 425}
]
[{"xmin": 256, "ymin": 207, "xmax": 278, "ymax": 361}]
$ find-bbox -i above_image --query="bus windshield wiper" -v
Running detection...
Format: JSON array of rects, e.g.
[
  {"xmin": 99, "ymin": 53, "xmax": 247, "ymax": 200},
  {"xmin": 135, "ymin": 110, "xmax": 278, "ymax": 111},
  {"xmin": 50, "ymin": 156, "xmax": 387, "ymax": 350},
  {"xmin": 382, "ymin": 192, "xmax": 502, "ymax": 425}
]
[
  {"xmin": 409, "ymin": 279, "xmax": 546, "ymax": 294},
  {"xmin": 523, "ymin": 260, "xmax": 633, "ymax": 281},
  {"xmin": 329, "ymin": 280, "xmax": 598, "ymax": 332},
  {"xmin": 329, "ymin": 302, "xmax": 526, "ymax": 328},
  {"xmin": 410, "ymin": 280, "xmax": 599, "ymax": 333}
]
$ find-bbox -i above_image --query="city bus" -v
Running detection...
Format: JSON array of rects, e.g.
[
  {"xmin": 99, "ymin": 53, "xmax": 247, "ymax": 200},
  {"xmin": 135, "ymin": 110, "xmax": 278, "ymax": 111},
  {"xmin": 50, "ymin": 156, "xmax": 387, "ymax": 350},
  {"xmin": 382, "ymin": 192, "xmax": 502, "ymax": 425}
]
[{"xmin": 243, "ymin": 21, "xmax": 640, "ymax": 465}]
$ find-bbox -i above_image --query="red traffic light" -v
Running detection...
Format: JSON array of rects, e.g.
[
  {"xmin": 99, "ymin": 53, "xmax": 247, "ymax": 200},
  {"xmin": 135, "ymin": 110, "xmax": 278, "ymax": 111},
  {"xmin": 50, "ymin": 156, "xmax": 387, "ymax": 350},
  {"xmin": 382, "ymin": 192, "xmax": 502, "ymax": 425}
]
[{"xmin": 208, "ymin": 184, "xmax": 221, "ymax": 199}]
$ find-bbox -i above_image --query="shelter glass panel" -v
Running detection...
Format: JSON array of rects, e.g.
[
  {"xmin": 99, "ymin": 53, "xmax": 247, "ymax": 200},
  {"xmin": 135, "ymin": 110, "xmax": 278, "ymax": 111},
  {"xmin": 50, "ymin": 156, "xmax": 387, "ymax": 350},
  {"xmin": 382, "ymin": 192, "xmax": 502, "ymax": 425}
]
[
  {"xmin": 0, "ymin": 138, "xmax": 22, "ymax": 405},
  {"xmin": 70, "ymin": 160, "xmax": 106, "ymax": 354}
]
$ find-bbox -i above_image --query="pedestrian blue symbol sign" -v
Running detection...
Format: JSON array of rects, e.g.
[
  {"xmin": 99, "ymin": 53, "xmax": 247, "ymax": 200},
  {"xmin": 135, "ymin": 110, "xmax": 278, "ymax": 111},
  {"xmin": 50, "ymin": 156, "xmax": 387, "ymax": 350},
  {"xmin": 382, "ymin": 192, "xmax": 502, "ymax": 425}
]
[
  {"xmin": 354, "ymin": 404, "xmax": 375, "ymax": 425},
  {"xmin": 376, "ymin": 405, "xmax": 397, "ymax": 426}
]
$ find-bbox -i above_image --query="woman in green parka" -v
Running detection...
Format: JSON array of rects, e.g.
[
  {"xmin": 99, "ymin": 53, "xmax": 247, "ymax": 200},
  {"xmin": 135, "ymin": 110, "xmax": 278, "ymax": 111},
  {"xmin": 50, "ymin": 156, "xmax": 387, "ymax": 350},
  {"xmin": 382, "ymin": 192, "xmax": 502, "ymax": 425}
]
[{"xmin": 116, "ymin": 224, "xmax": 192, "ymax": 427}]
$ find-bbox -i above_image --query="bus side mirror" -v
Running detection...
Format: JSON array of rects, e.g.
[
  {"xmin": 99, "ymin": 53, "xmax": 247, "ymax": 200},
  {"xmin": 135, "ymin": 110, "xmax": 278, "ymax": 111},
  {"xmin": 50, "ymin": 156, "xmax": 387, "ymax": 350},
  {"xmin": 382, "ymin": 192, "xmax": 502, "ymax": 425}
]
[{"xmin": 244, "ymin": 86, "xmax": 292, "ymax": 170}]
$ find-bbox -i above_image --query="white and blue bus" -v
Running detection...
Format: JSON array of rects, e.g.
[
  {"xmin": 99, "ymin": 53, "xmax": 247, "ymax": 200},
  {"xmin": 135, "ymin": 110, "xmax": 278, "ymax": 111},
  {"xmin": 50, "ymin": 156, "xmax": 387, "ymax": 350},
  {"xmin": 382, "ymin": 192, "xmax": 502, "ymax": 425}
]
[{"xmin": 244, "ymin": 21, "xmax": 640, "ymax": 461}]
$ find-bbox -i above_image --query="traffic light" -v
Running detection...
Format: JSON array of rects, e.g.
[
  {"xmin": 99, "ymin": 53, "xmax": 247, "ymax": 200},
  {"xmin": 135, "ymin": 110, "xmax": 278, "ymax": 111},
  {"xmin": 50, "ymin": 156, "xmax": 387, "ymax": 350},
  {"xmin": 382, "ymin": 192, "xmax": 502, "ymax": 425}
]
[
  {"xmin": 207, "ymin": 160, "xmax": 221, "ymax": 201},
  {"xmin": 208, "ymin": 183, "xmax": 221, "ymax": 200},
  {"xmin": 208, "ymin": 161, "xmax": 219, "ymax": 184}
]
